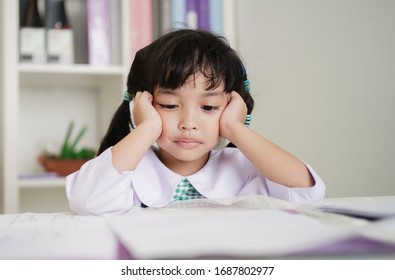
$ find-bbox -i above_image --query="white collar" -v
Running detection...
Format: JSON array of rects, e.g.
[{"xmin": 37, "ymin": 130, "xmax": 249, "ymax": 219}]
[{"xmin": 131, "ymin": 147, "xmax": 250, "ymax": 207}]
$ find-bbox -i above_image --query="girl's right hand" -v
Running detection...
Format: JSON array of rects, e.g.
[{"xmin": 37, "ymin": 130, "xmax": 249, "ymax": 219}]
[
  {"xmin": 112, "ymin": 91, "xmax": 162, "ymax": 172},
  {"xmin": 132, "ymin": 91, "xmax": 162, "ymax": 137}
]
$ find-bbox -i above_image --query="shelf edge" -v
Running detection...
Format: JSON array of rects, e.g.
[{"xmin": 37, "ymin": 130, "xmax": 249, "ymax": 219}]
[
  {"xmin": 19, "ymin": 178, "xmax": 67, "ymax": 189},
  {"xmin": 18, "ymin": 63, "xmax": 126, "ymax": 76}
]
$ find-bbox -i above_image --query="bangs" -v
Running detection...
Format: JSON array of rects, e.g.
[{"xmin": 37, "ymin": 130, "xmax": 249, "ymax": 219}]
[
  {"xmin": 156, "ymin": 50, "xmax": 224, "ymax": 91},
  {"xmin": 145, "ymin": 30, "xmax": 243, "ymax": 93}
]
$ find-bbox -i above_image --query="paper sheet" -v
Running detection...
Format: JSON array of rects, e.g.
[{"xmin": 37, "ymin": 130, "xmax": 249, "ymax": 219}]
[
  {"xmin": 2, "ymin": 196, "xmax": 394, "ymax": 260},
  {"xmin": 0, "ymin": 213, "xmax": 116, "ymax": 259},
  {"xmin": 360, "ymin": 217, "xmax": 395, "ymax": 244},
  {"xmin": 312, "ymin": 196, "xmax": 395, "ymax": 220},
  {"xmin": 106, "ymin": 207, "xmax": 359, "ymax": 259}
]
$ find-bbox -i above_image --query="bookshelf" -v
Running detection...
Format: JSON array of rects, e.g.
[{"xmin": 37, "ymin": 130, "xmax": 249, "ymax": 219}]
[
  {"xmin": 1, "ymin": 0, "xmax": 237, "ymax": 214},
  {"xmin": 1, "ymin": 0, "xmax": 130, "ymax": 213}
]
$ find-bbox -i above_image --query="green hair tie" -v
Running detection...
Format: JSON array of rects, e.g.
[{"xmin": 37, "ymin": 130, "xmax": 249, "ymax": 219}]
[
  {"xmin": 244, "ymin": 79, "xmax": 250, "ymax": 92},
  {"xmin": 123, "ymin": 91, "xmax": 131, "ymax": 102},
  {"xmin": 244, "ymin": 114, "xmax": 252, "ymax": 127}
]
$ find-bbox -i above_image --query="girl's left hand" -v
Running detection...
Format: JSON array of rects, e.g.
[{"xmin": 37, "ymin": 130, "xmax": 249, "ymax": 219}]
[{"xmin": 219, "ymin": 91, "xmax": 247, "ymax": 141}]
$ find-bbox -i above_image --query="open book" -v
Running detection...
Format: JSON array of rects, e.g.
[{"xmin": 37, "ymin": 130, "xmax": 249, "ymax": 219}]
[
  {"xmin": 1, "ymin": 196, "xmax": 394, "ymax": 259},
  {"xmin": 106, "ymin": 195, "xmax": 395, "ymax": 259}
]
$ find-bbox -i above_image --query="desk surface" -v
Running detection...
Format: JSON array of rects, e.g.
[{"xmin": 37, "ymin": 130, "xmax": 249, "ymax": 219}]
[{"xmin": 1, "ymin": 195, "xmax": 395, "ymax": 260}]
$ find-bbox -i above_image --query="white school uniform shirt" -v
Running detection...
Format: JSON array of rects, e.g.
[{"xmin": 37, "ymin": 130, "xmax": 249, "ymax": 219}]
[{"xmin": 66, "ymin": 147, "xmax": 326, "ymax": 215}]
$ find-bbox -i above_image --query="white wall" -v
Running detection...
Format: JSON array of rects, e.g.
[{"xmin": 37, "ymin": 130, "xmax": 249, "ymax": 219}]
[
  {"xmin": 237, "ymin": 0, "xmax": 395, "ymax": 197},
  {"xmin": 0, "ymin": 0, "xmax": 4, "ymax": 211}
]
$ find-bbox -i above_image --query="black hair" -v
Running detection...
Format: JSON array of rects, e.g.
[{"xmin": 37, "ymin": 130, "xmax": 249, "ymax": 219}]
[{"xmin": 97, "ymin": 29, "xmax": 254, "ymax": 155}]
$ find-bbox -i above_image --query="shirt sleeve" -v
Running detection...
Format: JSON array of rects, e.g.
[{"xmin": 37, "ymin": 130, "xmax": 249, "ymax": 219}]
[
  {"xmin": 205, "ymin": 149, "xmax": 326, "ymax": 204},
  {"xmin": 65, "ymin": 147, "xmax": 135, "ymax": 215},
  {"xmin": 264, "ymin": 163, "xmax": 326, "ymax": 204}
]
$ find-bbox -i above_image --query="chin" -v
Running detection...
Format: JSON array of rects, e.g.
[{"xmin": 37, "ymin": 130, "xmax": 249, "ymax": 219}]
[
  {"xmin": 161, "ymin": 146, "xmax": 210, "ymax": 162},
  {"xmin": 173, "ymin": 150, "xmax": 209, "ymax": 162}
]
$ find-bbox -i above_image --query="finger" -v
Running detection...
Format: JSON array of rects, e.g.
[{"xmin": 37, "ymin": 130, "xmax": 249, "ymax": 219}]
[
  {"xmin": 144, "ymin": 91, "xmax": 153, "ymax": 103},
  {"xmin": 227, "ymin": 92, "xmax": 232, "ymax": 103},
  {"xmin": 231, "ymin": 91, "xmax": 243, "ymax": 101},
  {"xmin": 138, "ymin": 91, "xmax": 152, "ymax": 103}
]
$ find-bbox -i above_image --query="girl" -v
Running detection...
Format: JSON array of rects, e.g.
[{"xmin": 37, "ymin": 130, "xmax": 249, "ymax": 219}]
[{"xmin": 66, "ymin": 29, "xmax": 325, "ymax": 215}]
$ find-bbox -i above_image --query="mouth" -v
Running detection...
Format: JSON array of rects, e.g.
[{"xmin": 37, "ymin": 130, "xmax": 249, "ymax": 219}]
[{"xmin": 174, "ymin": 138, "xmax": 202, "ymax": 148}]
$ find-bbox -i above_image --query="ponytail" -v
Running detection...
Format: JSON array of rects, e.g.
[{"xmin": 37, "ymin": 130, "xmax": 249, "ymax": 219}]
[
  {"xmin": 97, "ymin": 43, "xmax": 155, "ymax": 155},
  {"xmin": 226, "ymin": 66, "xmax": 254, "ymax": 148},
  {"xmin": 97, "ymin": 101, "xmax": 132, "ymax": 155}
]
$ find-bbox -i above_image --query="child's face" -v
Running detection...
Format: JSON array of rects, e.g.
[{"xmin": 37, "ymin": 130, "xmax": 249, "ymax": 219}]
[{"xmin": 153, "ymin": 73, "xmax": 229, "ymax": 173}]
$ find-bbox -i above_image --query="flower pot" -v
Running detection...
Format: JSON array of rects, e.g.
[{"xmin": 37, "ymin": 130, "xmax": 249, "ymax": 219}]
[{"xmin": 38, "ymin": 155, "xmax": 88, "ymax": 177}]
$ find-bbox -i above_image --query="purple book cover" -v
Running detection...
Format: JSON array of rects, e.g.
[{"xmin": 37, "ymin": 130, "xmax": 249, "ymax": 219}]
[
  {"xmin": 87, "ymin": 0, "xmax": 111, "ymax": 65},
  {"xmin": 196, "ymin": 0, "xmax": 210, "ymax": 31},
  {"xmin": 186, "ymin": 0, "xmax": 198, "ymax": 29}
]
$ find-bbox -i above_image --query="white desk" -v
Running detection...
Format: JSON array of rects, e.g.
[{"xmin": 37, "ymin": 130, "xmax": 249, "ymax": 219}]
[{"xmin": 1, "ymin": 195, "xmax": 395, "ymax": 259}]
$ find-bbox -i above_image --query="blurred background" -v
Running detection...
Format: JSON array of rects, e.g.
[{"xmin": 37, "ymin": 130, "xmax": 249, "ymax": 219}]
[{"xmin": 1, "ymin": 0, "xmax": 394, "ymax": 213}]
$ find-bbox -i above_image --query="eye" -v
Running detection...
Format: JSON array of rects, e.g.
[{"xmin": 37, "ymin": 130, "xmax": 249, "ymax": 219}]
[
  {"xmin": 201, "ymin": 105, "xmax": 220, "ymax": 112},
  {"xmin": 159, "ymin": 104, "xmax": 178, "ymax": 110}
]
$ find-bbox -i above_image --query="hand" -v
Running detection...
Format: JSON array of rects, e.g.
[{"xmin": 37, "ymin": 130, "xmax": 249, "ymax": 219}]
[
  {"xmin": 112, "ymin": 91, "xmax": 162, "ymax": 171},
  {"xmin": 219, "ymin": 91, "xmax": 248, "ymax": 141},
  {"xmin": 132, "ymin": 91, "xmax": 162, "ymax": 135}
]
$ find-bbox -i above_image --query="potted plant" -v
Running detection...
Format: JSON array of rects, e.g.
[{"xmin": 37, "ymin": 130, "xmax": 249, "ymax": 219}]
[{"xmin": 38, "ymin": 122, "xmax": 96, "ymax": 177}]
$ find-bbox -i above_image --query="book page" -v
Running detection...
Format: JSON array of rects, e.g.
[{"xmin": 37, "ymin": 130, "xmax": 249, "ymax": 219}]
[
  {"xmin": 311, "ymin": 196, "xmax": 395, "ymax": 220},
  {"xmin": 0, "ymin": 213, "xmax": 116, "ymax": 259},
  {"xmin": 107, "ymin": 204, "xmax": 358, "ymax": 259}
]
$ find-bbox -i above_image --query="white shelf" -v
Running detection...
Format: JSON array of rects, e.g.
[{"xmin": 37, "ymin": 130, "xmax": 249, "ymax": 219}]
[
  {"xmin": 19, "ymin": 178, "xmax": 67, "ymax": 189},
  {"xmin": 18, "ymin": 63, "xmax": 126, "ymax": 75},
  {"xmin": 19, "ymin": 63, "xmax": 126, "ymax": 87}
]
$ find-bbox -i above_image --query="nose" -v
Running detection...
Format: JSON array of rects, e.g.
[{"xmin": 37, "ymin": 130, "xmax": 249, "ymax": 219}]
[
  {"xmin": 180, "ymin": 123, "xmax": 197, "ymax": 130},
  {"xmin": 178, "ymin": 109, "xmax": 198, "ymax": 130}
]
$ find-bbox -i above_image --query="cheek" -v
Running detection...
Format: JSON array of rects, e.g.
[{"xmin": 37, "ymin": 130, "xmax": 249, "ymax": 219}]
[
  {"xmin": 203, "ymin": 115, "xmax": 221, "ymax": 134},
  {"xmin": 157, "ymin": 112, "xmax": 175, "ymax": 133}
]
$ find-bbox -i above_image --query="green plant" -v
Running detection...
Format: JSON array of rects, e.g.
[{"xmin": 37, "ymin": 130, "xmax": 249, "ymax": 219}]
[{"xmin": 58, "ymin": 121, "xmax": 96, "ymax": 160}]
